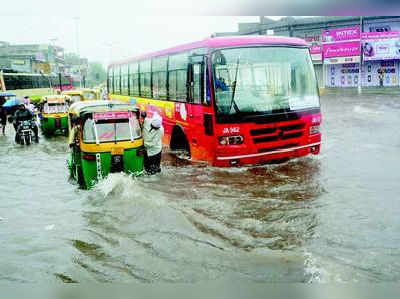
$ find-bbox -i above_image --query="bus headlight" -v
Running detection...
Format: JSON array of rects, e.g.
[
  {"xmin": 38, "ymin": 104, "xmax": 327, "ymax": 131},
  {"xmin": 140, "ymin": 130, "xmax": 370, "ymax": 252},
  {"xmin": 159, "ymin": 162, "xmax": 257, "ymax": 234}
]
[
  {"xmin": 310, "ymin": 125, "xmax": 320, "ymax": 135},
  {"xmin": 219, "ymin": 135, "xmax": 244, "ymax": 145}
]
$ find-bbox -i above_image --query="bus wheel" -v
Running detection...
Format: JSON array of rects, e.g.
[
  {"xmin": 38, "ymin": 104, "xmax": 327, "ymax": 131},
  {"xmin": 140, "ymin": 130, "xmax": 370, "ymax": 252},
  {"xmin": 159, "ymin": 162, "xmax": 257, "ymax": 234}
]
[{"xmin": 170, "ymin": 126, "xmax": 190, "ymax": 159}]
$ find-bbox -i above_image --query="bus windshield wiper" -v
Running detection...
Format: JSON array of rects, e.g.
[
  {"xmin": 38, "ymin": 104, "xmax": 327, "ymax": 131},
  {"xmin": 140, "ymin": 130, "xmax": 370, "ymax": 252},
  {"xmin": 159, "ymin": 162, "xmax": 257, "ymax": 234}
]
[{"xmin": 229, "ymin": 56, "xmax": 241, "ymax": 114}]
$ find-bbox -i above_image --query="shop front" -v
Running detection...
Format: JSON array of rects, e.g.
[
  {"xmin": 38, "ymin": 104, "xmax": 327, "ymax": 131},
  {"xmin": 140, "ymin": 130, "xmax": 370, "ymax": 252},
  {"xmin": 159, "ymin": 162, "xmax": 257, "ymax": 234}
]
[
  {"xmin": 361, "ymin": 31, "xmax": 400, "ymax": 87},
  {"xmin": 322, "ymin": 26, "xmax": 362, "ymax": 88}
]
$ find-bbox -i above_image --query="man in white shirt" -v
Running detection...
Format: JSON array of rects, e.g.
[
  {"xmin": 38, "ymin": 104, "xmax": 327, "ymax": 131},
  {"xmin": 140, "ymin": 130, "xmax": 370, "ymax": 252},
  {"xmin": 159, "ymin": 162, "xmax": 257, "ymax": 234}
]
[
  {"xmin": 24, "ymin": 96, "xmax": 35, "ymax": 113},
  {"xmin": 143, "ymin": 113, "xmax": 164, "ymax": 174}
]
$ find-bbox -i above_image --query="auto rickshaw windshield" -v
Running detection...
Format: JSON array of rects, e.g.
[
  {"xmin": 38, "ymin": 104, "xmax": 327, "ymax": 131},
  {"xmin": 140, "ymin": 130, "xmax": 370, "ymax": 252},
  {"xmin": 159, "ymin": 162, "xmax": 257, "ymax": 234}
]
[
  {"xmin": 83, "ymin": 92, "xmax": 96, "ymax": 100},
  {"xmin": 45, "ymin": 103, "xmax": 68, "ymax": 113},
  {"xmin": 82, "ymin": 116, "xmax": 141, "ymax": 143}
]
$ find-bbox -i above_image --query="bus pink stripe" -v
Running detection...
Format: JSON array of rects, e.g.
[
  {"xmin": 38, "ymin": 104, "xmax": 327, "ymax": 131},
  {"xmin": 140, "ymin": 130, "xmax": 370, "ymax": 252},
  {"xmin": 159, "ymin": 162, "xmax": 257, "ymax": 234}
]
[{"xmin": 109, "ymin": 36, "xmax": 308, "ymax": 67}]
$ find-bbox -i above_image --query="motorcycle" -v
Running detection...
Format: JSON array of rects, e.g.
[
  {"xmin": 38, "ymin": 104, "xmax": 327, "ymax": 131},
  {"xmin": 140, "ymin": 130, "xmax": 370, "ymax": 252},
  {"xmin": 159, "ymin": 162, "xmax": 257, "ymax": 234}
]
[{"xmin": 16, "ymin": 120, "xmax": 36, "ymax": 145}]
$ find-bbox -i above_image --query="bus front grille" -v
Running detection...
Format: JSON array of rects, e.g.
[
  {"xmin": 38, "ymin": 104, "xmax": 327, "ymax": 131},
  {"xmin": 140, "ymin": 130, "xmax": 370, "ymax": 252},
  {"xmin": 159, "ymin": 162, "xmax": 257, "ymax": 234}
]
[{"xmin": 252, "ymin": 122, "xmax": 306, "ymax": 145}]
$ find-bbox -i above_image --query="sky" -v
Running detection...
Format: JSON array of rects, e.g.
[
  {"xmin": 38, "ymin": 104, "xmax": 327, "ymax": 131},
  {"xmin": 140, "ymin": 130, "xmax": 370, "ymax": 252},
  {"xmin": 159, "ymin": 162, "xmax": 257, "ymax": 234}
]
[{"xmin": 0, "ymin": 1, "xmax": 285, "ymax": 67}]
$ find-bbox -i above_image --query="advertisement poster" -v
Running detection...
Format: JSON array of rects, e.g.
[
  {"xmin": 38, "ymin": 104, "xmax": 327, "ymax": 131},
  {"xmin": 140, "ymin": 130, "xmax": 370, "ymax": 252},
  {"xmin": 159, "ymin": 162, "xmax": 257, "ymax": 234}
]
[
  {"xmin": 323, "ymin": 41, "xmax": 361, "ymax": 58},
  {"xmin": 322, "ymin": 26, "xmax": 361, "ymax": 61},
  {"xmin": 322, "ymin": 26, "xmax": 360, "ymax": 42},
  {"xmin": 361, "ymin": 32, "xmax": 400, "ymax": 61},
  {"xmin": 363, "ymin": 61, "xmax": 398, "ymax": 87},
  {"xmin": 310, "ymin": 45, "xmax": 322, "ymax": 61}
]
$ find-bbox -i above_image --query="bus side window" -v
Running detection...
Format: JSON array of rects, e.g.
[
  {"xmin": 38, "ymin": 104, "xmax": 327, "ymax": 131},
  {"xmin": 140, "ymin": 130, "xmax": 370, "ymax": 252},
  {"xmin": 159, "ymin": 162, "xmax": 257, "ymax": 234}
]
[{"xmin": 188, "ymin": 62, "xmax": 203, "ymax": 104}]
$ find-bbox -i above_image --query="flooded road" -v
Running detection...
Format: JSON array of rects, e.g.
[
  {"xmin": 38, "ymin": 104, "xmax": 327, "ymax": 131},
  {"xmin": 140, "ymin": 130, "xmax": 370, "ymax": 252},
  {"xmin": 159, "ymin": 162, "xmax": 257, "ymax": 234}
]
[{"xmin": 1, "ymin": 92, "xmax": 399, "ymax": 282}]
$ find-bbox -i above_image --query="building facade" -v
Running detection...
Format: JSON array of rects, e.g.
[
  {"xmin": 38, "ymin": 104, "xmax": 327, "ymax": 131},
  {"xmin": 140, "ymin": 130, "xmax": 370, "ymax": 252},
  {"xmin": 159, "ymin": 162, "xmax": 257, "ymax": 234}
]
[
  {"xmin": 0, "ymin": 42, "xmax": 65, "ymax": 74},
  {"xmin": 214, "ymin": 16, "xmax": 400, "ymax": 88}
]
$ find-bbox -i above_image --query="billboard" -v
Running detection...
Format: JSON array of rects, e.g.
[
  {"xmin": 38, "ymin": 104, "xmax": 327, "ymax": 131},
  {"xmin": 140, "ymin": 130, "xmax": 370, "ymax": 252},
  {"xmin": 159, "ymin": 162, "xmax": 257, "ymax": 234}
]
[
  {"xmin": 322, "ymin": 26, "xmax": 361, "ymax": 60},
  {"xmin": 322, "ymin": 26, "xmax": 360, "ymax": 43},
  {"xmin": 323, "ymin": 41, "xmax": 361, "ymax": 58},
  {"xmin": 362, "ymin": 32, "xmax": 400, "ymax": 61}
]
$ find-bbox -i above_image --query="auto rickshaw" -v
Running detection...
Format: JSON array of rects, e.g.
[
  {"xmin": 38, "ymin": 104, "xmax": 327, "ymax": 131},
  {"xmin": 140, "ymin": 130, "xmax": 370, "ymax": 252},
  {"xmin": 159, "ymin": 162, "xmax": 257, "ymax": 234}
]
[
  {"xmin": 40, "ymin": 95, "xmax": 71, "ymax": 136},
  {"xmin": 67, "ymin": 100, "xmax": 144, "ymax": 189},
  {"xmin": 62, "ymin": 89, "xmax": 98, "ymax": 103}
]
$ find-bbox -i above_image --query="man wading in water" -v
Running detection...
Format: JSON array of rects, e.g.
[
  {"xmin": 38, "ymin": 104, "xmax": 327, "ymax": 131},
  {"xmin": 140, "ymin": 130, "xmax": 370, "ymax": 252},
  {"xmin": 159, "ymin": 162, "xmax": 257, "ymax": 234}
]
[{"xmin": 142, "ymin": 112, "xmax": 164, "ymax": 175}]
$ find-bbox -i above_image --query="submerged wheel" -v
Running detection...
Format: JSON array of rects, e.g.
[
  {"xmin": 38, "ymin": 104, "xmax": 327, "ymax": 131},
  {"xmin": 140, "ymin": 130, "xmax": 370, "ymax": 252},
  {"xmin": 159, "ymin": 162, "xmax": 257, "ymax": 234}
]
[
  {"xmin": 77, "ymin": 167, "xmax": 86, "ymax": 189},
  {"xmin": 25, "ymin": 135, "xmax": 31, "ymax": 146},
  {"xmin": 17, "ymin": 134, "xmax": 24, "ymax": 145},
  {"xmin": 170, "ymin": 126, "xmax": 191, "ymax": 158}
]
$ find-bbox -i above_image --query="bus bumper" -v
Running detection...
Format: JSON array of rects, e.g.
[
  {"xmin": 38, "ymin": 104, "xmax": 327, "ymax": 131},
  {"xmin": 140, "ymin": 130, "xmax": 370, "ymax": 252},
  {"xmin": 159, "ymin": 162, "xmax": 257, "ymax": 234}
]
[{"xmin": 214, "ymin": 142, "xmax": 321, "ymax": 167}]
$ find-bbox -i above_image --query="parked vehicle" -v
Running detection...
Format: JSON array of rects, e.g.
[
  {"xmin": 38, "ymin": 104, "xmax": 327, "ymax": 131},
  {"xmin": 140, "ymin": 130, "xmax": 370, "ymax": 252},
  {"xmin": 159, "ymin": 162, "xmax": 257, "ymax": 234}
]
[{"xmin": 67, "ymin": 100, "xmax": 144, "ymax": 189}]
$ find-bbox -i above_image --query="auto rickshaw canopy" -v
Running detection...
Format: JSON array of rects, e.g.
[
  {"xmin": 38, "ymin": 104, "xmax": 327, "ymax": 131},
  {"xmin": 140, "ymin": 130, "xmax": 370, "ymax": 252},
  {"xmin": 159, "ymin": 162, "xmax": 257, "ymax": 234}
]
[
  {"xmin": 68, "ymin": 100, "xmax": 139, "ymax": 118},
  {"xmin": 63, "ymin": 88, "xmax": 98, "ymax": 101},
  {"xmin": 40, "ymin": 95, "xmax": 71, "ymax": 104}
]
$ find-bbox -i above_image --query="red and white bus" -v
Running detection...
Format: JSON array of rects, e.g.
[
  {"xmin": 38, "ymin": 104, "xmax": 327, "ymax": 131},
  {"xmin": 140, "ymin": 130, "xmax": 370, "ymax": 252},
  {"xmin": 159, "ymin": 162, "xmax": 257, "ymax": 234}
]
[{"xmin": 107, "ymin": 36, "xmax": 321, "ymax": 167}]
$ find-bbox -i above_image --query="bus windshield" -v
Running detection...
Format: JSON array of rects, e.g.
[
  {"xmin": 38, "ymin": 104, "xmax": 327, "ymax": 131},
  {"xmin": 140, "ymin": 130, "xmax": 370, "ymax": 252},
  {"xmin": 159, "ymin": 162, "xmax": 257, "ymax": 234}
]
[
  {"xmin": 83, "ymin": 117, "xmax": 141, "ymax": 143},
  {"xmin": 213, "ymin": 47, "xmax": 319, "ymax": 116}
]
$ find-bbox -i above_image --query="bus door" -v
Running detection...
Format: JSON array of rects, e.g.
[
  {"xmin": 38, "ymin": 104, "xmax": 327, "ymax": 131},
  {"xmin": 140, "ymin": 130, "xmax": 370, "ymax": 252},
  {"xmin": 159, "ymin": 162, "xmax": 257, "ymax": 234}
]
[{"xmin": 187, "ymin": 56, "xmax": 215, "ymax": 162}]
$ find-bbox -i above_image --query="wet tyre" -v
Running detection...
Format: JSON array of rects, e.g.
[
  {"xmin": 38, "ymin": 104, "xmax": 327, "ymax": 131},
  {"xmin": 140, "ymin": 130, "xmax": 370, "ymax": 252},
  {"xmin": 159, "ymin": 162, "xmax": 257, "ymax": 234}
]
[
  {"xmin": 77, "ymin": 167, "xmax": 86, "ymax": 189},
  {"xmin": 25, "ymin": 135, "xmax": 31, "ymax": 146}
]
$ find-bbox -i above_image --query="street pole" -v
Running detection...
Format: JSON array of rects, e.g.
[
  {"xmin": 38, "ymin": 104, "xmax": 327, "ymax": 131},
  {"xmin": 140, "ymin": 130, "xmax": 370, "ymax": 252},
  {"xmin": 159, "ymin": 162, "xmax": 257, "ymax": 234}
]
[
  {"xmin": 358, "ymin": 16, "xmax": 363, "ymax": 94},
  {"xmin": 73, "ymin": 16, "xmax": 82, "ymax": 88},
  {"xmin": 59, "ymin": 72, "xmax": 62, "ymax": 92}
]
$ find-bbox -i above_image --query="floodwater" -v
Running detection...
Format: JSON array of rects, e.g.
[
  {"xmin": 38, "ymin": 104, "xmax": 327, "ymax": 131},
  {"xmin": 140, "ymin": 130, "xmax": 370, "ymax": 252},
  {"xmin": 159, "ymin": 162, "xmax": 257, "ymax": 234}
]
[{"xmin": 0, "ymin": 92, "xmax": 399, "ymax": 282}]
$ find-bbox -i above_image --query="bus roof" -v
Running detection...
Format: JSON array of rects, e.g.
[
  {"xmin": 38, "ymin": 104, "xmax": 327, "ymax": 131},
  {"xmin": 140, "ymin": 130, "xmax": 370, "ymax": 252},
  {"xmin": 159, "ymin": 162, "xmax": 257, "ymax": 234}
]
[
  {"xmin": 109, "ymin": 35, "xmax": 308, "ymax": 68},
  {"xmin": 68, "ymin": 100, "xmax": 138, "ymax": 117}
]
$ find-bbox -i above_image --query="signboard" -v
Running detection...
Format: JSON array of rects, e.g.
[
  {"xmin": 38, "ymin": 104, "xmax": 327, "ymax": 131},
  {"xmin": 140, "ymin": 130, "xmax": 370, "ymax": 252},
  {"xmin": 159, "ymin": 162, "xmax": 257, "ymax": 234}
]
[
  {"xmin": 322, "ymin": 26, "xmax": 361, "ymax": 61},
  {"xmin": 364, "ymin": 20, "xmax": 400, "ymax": 34},
  {"xmin": 323, "ymin": 41, "xmax": 361, "ymax": 58},
  {"xmin": 310, "ymin": 45, "xmax": 322, "ymax": 54},
  {"xmin": 12, "ymin": 60, "xmax": 25, "ymax": 65},
  {"xmin": 322, "ymin": 26, "xmax": 360, "ymax": 42},
  {"xmin": 324, "ymin": 56, "xmax": 361, "ymax": 65},
  {"xmin": 94, "ymin": 111, "xmax": 132, "ymax": 121},
  {"xmin": 311, "ymin": 53, "xmax": 322, "ymax": 61},
  {"xmin": 361, "ymin": 32, "xmax": 400, "ymax": 61}
]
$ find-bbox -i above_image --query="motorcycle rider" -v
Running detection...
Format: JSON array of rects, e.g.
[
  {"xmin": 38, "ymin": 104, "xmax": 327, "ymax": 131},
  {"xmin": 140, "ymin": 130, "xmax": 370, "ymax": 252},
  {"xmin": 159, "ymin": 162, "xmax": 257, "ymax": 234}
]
[{"xmin": 13, "ymin": 103, "xmax": 39, "ymax": 143}]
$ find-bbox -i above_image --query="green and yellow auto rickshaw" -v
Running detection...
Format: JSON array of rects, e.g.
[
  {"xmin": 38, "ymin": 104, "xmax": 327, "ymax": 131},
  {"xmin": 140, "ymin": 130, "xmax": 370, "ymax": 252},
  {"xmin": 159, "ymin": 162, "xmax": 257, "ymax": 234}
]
[
  {"xmin": 40, "ymin": 95, "xmax": 71, "ymax": 136},
  {"xmin": 67, "ymin": 100, "xmax": 144, "ymax": 189},
  {"xmin": 62, "ymin": 89, "xmax": 98, "ymax": 103}
]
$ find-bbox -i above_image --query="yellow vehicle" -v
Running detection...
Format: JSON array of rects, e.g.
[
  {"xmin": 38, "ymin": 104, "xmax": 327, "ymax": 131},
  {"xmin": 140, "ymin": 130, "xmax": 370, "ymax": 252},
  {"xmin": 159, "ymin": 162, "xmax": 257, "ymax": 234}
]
[
  {"xmin": 62, "ymin": 88, "xmax": 98, "ymax": 103},
  {"xmin": 67, "ymin": 100, "xmax": 144, "ymax": 189},
  {"xmin": 39, "ymin": 95, "xmax": 71, "ymax": 136}
]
